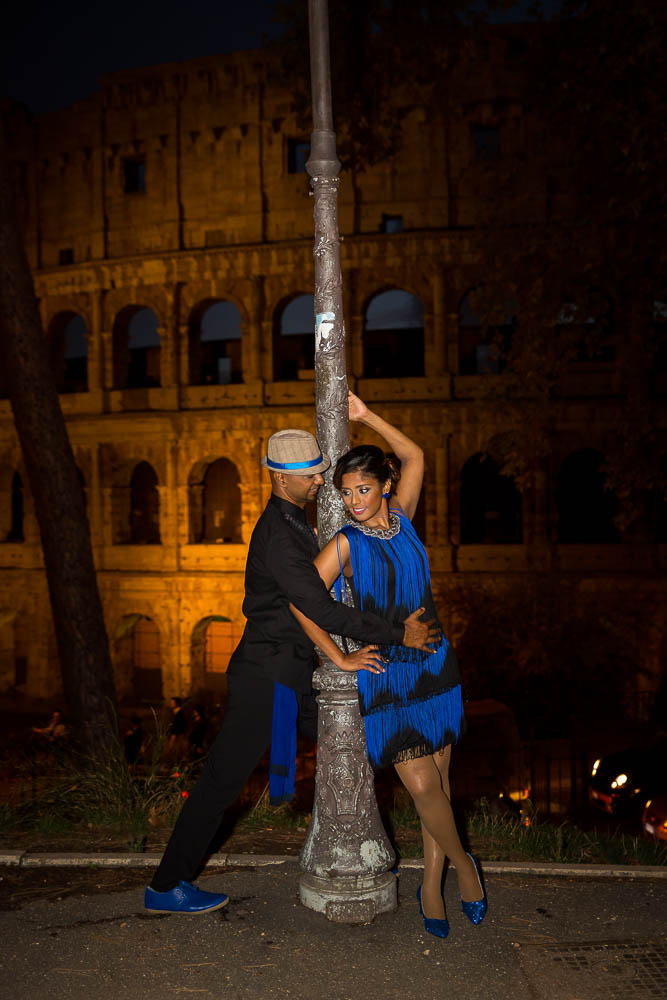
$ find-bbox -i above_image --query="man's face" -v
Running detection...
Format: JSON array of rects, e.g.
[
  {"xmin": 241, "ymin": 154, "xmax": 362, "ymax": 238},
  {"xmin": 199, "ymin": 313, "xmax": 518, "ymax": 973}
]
[{"xmin": 282, "ymin": 472, "xmax": 324, "ymax": 507}]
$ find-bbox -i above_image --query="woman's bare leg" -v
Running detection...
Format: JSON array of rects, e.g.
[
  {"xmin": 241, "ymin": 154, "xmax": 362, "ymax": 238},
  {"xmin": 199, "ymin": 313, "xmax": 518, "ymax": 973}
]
[
  {"xmin": 420, "ymin": 821, "xmax": 446, "ymax": 918},
  {"xmin": 418, "ymin": 747, "xmax": 448, "ymax": 918},
  {"xmin": 395, "ymin": 750, "xmax": 480, "ymax": 902}
]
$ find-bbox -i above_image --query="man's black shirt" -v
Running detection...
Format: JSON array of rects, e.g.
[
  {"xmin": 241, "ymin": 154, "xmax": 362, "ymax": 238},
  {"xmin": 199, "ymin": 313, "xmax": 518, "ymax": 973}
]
[{"xmin": 227, "ymin": 494, "xmax": 404, "ymax": 693}]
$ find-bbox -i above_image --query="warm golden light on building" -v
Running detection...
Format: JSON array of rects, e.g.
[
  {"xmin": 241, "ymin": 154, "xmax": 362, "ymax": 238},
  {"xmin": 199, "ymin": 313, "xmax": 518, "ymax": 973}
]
[{"xmin": 1, "ymin": 37, "xmax": 664, "ymax": 723}]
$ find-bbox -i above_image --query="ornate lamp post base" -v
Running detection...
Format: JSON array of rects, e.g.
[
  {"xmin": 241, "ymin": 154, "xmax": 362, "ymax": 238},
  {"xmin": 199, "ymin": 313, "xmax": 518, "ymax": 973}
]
[
  {"xmin": 300, "ymin": 871, "xmax": 397, "ymax": 925},
  {"xmin": 299, "ymin": 662, "xmax": 398, "ymax": 924}
]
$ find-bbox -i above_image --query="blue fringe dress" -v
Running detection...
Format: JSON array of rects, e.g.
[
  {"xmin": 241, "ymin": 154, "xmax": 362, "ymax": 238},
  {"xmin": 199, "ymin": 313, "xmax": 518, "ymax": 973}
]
[{"xmin": 337, "ymin": 509, "xmax": 465, "ymax": 770}]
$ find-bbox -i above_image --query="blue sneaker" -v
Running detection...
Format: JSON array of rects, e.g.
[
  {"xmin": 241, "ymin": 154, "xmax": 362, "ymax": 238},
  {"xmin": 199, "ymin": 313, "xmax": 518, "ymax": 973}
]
[{"xmin": 144, "ymin": 880, "xmax": 229, "ymax": 914}]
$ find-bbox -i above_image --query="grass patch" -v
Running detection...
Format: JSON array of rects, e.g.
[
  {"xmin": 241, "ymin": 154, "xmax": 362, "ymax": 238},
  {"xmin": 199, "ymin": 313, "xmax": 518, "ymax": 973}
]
[
  {"xmin": 0, "ymin": 715, "xmax": 194, "ymax": 851},
  {"xmin": 465, "ymin": 798, "xmax": 667, "ymax": 865},
  {"xmin": 234, "ymin": 785, "xmax": 310, "ymax": 833}
]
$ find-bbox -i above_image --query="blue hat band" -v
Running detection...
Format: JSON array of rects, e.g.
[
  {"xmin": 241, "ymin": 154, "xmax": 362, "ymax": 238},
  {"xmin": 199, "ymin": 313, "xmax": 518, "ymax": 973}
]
[{"xmin": 265, "ymin": 454, "xmax": 324, "ymax": 471}]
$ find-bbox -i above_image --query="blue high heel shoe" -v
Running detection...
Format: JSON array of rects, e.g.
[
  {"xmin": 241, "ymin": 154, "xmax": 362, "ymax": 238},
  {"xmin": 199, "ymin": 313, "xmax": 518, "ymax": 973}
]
[
  {"xmin": 460, "ymin": 853, "xmax": 487, "ymax": 925},
  {"xmin": 417, "ymin": 884, "xmax": 450, "ymax": 939}
]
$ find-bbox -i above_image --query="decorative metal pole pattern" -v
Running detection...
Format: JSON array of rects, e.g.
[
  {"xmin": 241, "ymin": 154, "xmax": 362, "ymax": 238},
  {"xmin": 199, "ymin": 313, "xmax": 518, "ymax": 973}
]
[{"xmin": 299, "ymin": 0, "xmax": 397, "ymax": 925}]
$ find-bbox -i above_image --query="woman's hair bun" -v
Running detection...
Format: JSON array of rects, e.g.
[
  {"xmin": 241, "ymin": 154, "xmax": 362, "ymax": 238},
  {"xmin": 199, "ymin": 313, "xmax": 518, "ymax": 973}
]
[{"xmin": 333, "ymin": 445, "xmax": 401, "ymax": 493}]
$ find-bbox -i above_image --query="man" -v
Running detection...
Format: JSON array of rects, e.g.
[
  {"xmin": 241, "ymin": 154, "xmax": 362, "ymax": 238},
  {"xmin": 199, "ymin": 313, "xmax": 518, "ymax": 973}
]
[
  {"xmin": 144, "ymin": 429, "xmax": 438, "ymax": 914},
  {"xmin": 166, "ymin": 697, "xmax": 187, "ymax": 759}
]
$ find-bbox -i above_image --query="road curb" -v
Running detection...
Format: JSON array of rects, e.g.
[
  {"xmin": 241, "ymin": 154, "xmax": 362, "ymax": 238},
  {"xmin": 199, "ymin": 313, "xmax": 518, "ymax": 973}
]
[
  {"xmin": 3, "ymin": 852, "xmax": 666, "ymax": 878},
  {"xmin": 400, "ymin": 859, "xmax": 667, "ymax": 879},
  {"xmin": 13, "ymin": 852, "xmax": 299, "ymax": 869},
  {"xmin": 0, "ymin": 852, "xmax": 23, "ymax": 866}
]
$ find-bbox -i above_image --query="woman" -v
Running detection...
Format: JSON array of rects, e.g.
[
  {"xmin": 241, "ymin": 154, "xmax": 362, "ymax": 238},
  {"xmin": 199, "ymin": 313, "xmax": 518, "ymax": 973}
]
[{"xmin": 291, "ymin": 392, "xmax": 486, "ymax": 938}]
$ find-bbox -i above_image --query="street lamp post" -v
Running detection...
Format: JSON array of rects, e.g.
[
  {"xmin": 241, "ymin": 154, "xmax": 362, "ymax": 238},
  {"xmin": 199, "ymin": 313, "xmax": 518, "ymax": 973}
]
[{"xmin": 298, "ymin": 0, "xmax": 397, "ymax": 925}]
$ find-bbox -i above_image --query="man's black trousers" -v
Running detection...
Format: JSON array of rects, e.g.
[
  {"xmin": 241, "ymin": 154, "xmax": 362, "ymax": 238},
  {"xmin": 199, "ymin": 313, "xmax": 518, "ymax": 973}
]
[{"xmin": 150, "ymin": 672, "xmax": 317, "ymax": 892}]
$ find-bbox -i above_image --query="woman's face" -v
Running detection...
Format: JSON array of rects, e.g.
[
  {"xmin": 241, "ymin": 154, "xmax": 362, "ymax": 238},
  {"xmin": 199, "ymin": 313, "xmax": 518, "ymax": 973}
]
[{"xmin": 340, "ymin": 469, "xmax": 390, "ymax": 523}]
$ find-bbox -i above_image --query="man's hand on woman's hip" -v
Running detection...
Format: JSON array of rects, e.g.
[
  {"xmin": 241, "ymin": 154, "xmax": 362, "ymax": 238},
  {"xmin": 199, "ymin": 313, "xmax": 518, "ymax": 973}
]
[{"xmin": 401, "ymin": 608, "xmax": 440, "ymax": 652}]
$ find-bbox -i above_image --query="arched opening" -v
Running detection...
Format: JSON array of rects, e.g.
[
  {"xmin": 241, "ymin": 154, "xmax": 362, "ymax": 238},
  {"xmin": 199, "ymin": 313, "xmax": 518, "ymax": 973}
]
[
  {"xmin": 188, "ymin": 300, "xmax": 243, "ymax": 385},
  {"xmin": 189, "ymin": 459, "xmax": 242, "ymax": 544},
  {"xmin": 75, "ymin": 465, "xmax": 87, "ymax": 514},
  {"xmin": 114, "ymin": 614, "xmax": 163, "ymax": 703},
  {"xmin": 129, "ymin": 462, "xmax": 160, "ymax": 544},
  {"xmin": 273, "ymin": 294, "xmax": 314, "ymax": 381},
  {"xmin": 113, "ymin": 306, "xmax": 161, "ymax": 389},
  {"xmin": 411, "ymin": 492, "xmax": 427, "ymax": 542},
  {"xmin": 0, "ymin": 609, "xmax": 22, "ymax": 692},
  {"xmin": 48, "ymin": 312, "xmax": 88, "ymax": 393},
  {"xmin": 190, "ymin": 616, "xmax": 243, "ymax": 695},
  {"xmin": 460, "ymin": 453, "xmax": 523, "ymax": 544},
  {"xmin": 458, "ymin": 289, "xmax": 514, "ymax": 375},
  {"xmin": 0, "ymin": 467, "xmax": 22, "ymax": 543},
  {"xmin": 363, "ymin": 289, "xmax": 424, "ymax": 378},
  {"xmin": 14, "ymin": 614, "xmax": 27, "ymax": 688},
  {"xmin": 3, "ymin": 471, "xmax": 24, "ymax": 543},
  {"xmin": 557, "ymin": 448, "xmax": 619, "ymax": 542},
  {"xmin": 556, "ymin": 293, "xmax": 615, "ymax": 363}
]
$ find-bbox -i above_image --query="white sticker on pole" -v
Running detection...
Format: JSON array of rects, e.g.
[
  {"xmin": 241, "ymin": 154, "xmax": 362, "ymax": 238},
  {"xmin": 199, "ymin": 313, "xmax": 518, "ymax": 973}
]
[{"xmin": 315, "ymin": 312, "xmax": 335, "ymax": 352}]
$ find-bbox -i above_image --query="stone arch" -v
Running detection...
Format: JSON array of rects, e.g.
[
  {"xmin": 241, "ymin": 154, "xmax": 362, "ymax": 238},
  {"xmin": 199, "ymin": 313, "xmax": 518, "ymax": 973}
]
[
  {"xmin": 47, "ymin": 311, "xmax": 88, "ymax": 393},
  {"xmin": 188, "ymin": 299, "xmax": 243, "ymax": 385},
  {"xmin": 113, "ymin": 613, "xmax": 163, "ymax": 703},
  {"xmin": 362, "ymin": 288, "xmax": 424, "ymax": 378},
  {"xmin": 557, "ymin": 448, "xmax": 619, "ymax": 542},
  {"xmin": 460, "ymin": 452, "xmax": 523, "ymax": 544},
  {"xmin": 458, "ymin": 288, "xmax": 515, "ymax": 375},
  {"xmin": 112, "ymin": 306, "xmax": 161, "ymax": 389},
  {"xmin": 190, "ymin": 615, "xmax": 243, "ymax": 695},
  {"xmin": 187, "ymin": 458, "xmax": 242, "ymax": 543},
  {"xmin": 273, "ymin": 293, "xmax": 314, "ymax": 381},
  {"xmin": 0, "ymin": 467, "xmax": 24, "ymax": 543}
]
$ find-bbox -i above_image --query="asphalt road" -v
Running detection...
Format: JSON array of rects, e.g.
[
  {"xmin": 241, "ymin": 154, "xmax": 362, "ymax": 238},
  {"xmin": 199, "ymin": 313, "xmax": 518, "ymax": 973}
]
[{"xmin": 2, "ymin": 863, "xmax": 665, "ymax": 1000}]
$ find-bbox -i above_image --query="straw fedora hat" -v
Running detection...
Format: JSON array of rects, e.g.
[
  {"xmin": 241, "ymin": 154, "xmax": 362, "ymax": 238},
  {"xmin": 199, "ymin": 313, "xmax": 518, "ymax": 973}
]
[{"xmin": 261, "ymin": 429, "xmax": 330, "ymax": 476}]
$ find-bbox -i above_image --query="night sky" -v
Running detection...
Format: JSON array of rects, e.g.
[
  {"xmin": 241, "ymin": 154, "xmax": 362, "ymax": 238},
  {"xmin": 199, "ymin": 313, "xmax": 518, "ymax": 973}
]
[
  {"xmin": 4, "ymin": 1, "xmax": 557, "ymax": 115},
  {"xmin": 3, "ymin": 0, "xmax": 284, "ymax": 114}
]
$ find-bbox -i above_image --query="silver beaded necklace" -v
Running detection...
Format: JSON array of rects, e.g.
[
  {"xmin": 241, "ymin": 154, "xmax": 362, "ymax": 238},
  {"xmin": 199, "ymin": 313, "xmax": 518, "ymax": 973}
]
[{"xmin": 344, "ymin": 510, "xmax": 401, "ymax": 540}]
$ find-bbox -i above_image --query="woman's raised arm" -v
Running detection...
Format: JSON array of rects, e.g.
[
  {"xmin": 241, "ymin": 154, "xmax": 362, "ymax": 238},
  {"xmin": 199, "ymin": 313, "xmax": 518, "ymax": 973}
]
[{"xmin": 348, "ymin": 391, "xmax": 424, "ymax": 520}]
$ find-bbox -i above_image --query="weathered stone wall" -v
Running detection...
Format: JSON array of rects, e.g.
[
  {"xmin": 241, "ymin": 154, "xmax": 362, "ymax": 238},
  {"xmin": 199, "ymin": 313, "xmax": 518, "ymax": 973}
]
[{"xmin": 0, "ymin": 41, "xmax": 664, "ymax": 709}]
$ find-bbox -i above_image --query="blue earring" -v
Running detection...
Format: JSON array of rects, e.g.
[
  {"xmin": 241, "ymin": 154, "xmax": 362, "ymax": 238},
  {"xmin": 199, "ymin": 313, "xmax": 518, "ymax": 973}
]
[{"xmin": 382, "ymin": 492, "xmax": 390, "ymax": 499}]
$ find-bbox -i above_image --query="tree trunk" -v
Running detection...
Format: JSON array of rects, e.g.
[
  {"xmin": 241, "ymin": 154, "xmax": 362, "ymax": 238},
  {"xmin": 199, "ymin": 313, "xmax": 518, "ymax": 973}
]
[{"xmin": 0, "ymin": 125, "xmax": 117, "ymax": 756}]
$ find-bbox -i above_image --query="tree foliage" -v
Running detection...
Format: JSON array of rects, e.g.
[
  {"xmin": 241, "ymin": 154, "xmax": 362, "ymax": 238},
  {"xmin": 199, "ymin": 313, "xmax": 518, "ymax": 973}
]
[
  {"xmin": 273, "ymin": 0, "xmax": 472, "ymax": 171},
  {"xmin": 473, "ymin": 0, "xmax": 667, "ymax": 515},
  {"xmin": 273, "ymin": 0, "xmax": 667, "ymax": 520}
]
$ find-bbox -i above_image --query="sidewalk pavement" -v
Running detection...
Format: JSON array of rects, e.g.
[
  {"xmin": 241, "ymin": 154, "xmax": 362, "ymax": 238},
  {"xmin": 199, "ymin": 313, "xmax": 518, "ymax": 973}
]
[{"xmin": 1, "ymin": 853, "xmax": 666, "ymax": 1000}]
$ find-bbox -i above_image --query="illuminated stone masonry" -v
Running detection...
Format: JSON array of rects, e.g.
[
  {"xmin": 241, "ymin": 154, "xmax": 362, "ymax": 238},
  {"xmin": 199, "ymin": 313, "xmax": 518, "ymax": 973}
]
[{"xmin": 1, "ymin": 43, "xmax": 665, "ymax": 707}]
